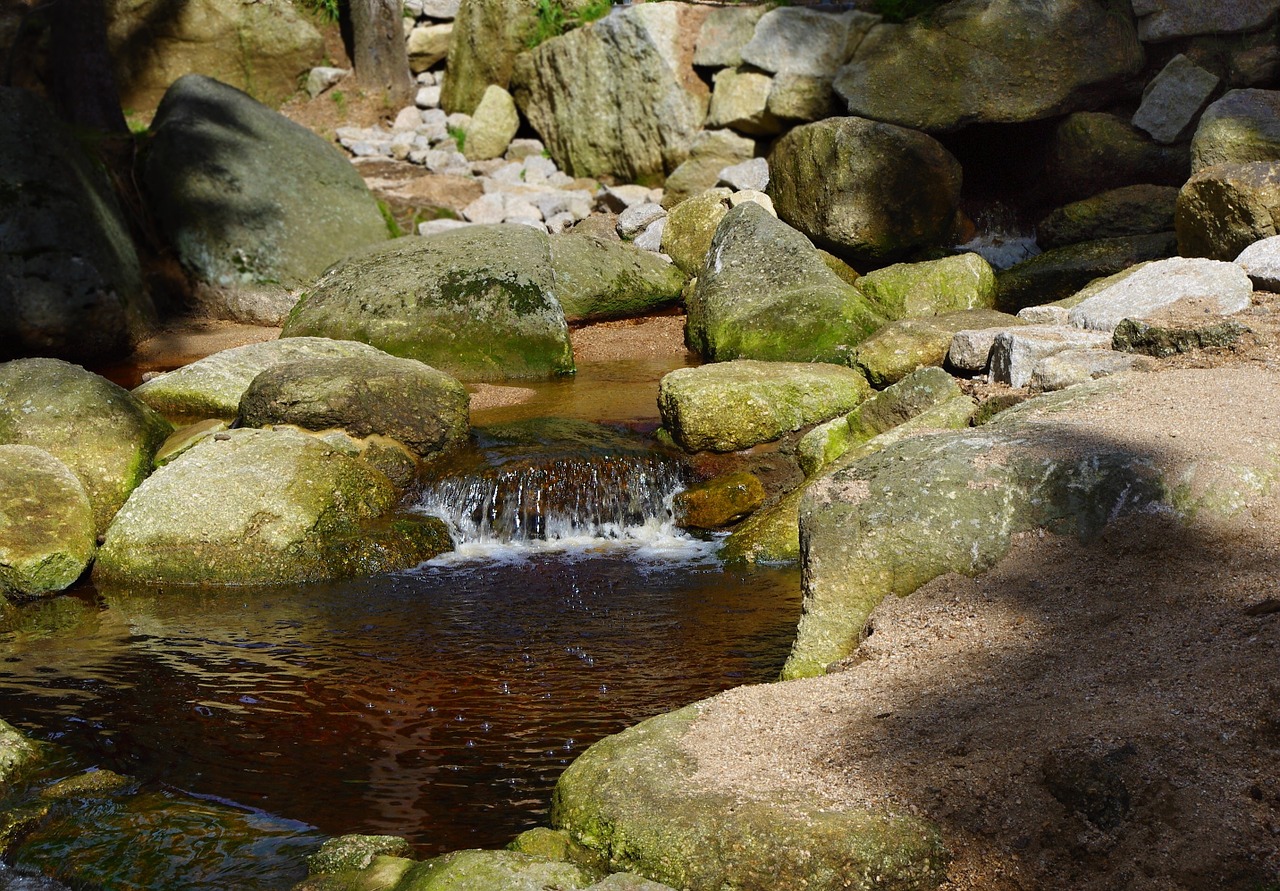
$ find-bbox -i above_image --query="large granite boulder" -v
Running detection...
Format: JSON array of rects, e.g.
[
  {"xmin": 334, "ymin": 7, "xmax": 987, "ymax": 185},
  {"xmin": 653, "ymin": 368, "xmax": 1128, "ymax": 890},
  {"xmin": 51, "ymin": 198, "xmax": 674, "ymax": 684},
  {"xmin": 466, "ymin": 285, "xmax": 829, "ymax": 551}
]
[
  {"xmin": 144, "ymin": 75, "xmax": 390, "ymax": 324},
  {"xmin": 105, "ymin": 0, "xmax": 322, "ymax": 110},
  {"xmin": 856, "ymin": 252, "xmax": 997, "ymax": 321},
  {"xmin": 441, "ymin": 0, "xmax": 607, "ymax": 114},
  {"xmin": 1044, "ymin": 112, "xmax": 1190, "ymax": 203},
  {"xmin": 1037, "ymin": 184, "xmax": 1180, "ymax": 249},
  {"xmin": 768, "ymin": 117, "xmax": 962, "ymax": 264},
  {"xmin": 549, "ymin": 234, "xmax": 687, "ymax": 322},
  {"xmin": 281, "ymin": 225, "xmax": 575, "ymax": 382},
  {"xmin": 0, "ymin": 359, "xmax": 172, "ymax": 534},
  {"xmin": 1191, "ymin": 90, "xmax": 1280, "ymax": 174},
  {"xmin": 511, "ymin": 3, "xmax": 711, "ymax": 183},
  {"xmin": 834, "ymin": 0, "xmax": 1143, "ymax": 133},
  {"xmin": 1176, "ymin": 161, "xmax": 1280, "ymax": 261},
  {"xmin": 658, "ymin": 360, "xmax": 870, "ymax": 453},
  {"xmin": 0, "ymin": 88, "xmax": 153, "ymax": 362},
  {"xmin": 786, "ymin": 368, "xmax": 1280, "ymax": 678},
  {"xmin": 551, "ymin": 704, "xmax": 947, "ymax": 890},
  {"xmin": 693, "ymin": 5, "xmax": 766, "ymax": 68},
  {"xmin": 1066, "ymin": 257, "xmax": 1254, "ymax": 332},
  {"xmin": 0, "ymin": 446, "xmax": 95, "ymax": 597},
  {"xmin": 133, "ymin": 337, "xmax": 392, "ymax": 423},
  {"xmin": 237, "ymin": 354, "xmax": 470, "ymax": 460},
  {"xmin": 1131, "ymin": 0, "xmax": 1280, "ymax": 41},
  {"xmin": 95, "ymin": 428, "xmax": 452, "ymax": 585},
  {"xmin": 686, "ymin": 202, "xmax": 885, "ymax": 363},
  {"xmin": 995, "ymin": 232, "xmax": 1178, "ymax": 312}
]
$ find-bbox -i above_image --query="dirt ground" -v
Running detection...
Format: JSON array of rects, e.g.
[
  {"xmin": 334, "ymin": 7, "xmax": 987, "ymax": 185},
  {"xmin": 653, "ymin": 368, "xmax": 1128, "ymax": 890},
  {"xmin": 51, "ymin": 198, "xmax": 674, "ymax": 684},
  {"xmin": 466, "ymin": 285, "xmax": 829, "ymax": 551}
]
[{"xmin": 680, "ymin": 298, "xmax": 1280, "ymax": 890}]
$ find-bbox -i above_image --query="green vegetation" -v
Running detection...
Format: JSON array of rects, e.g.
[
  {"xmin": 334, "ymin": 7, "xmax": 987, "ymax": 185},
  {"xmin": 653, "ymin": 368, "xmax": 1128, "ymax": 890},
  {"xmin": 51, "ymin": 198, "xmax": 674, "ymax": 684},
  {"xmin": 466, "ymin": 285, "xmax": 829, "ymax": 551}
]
[
  {"xmin": 872, "ymin": 0, "xmax": 948, "ymax": 22},
  {"xmin": 446, "ymin": 123, "xmax": 466, "ymax": 153},
  {"xmin": 295, "ymin": 0, "xmax": 340, "ymax": 23},
  {"xmin": 377, "ymin": 200, "xmax": 405, "ymax": 238},
  {"xmin": 526, "ymin": 0, "xmax": 613, "ymax": 48},
  {"xmin": 330, "ymin": 89, "xmax": 346, "ymax": 113}
]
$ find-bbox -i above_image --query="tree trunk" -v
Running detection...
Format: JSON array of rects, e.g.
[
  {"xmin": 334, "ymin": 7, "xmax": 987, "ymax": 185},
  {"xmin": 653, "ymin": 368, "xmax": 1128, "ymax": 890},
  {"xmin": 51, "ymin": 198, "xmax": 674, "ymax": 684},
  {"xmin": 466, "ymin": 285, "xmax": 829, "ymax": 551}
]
[
  {"xmin": 349, "ymin": 0, "xmax": 415, "ymax": 107},
  {"xmin": 48, "ymin": 0, "xmax": 128, "ymax": 133}
]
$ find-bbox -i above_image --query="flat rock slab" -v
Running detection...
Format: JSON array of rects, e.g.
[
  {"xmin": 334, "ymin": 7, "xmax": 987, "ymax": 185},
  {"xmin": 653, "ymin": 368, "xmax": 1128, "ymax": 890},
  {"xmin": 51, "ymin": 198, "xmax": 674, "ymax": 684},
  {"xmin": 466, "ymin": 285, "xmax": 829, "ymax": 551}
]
[
  {"xmin": 1236, "ymin": 235, "xmax": 1280, "ymax": 291},
  {"xmin": 0, "ymin": 445, "xmax": 95, "ymax": 597},
  {"xmin": 658, "ymin": 359, "xmax": 871, "ymax": 453},
  {"xmin": 1067, "ymin": 257, "xmax": 1254, "ymax": 333},
  {"xmin": 1028, "ymin": 348, "xmax": 1152, "ymax": 392},
  {"xmin": 990, "ymin": 326, "xmax": 1112, "ymax": 388}
]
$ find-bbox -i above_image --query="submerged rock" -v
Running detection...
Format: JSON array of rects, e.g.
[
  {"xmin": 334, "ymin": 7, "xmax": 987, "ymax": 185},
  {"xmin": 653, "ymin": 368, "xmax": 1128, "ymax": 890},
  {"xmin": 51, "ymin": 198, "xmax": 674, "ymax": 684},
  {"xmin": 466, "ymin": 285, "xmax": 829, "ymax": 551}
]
[
  {"xmin": 0, "ymin": 446, "xmax": 95, "ymax": 598},
  {"xmin": 769, "ymin": 116, "xmax": 963, "ymax": 264},
  {"xmin": 144, "ymin": 76, "xmax": 389, "ymax": 323},
  {"xmin": 0, "ymin": 359, "xmax": 172, "ymax": 535},
  {"xmin": 672, "ymin": 471, "xmax": 766, "ymax": 529},
  {"xmin": 658, "ymin": 360, "xmax": 870, "ymax": 453},
  {"xmin": 282, "ymin": 225, "xmax": 574, "ymax": 382},
  {"xmin": 95, "ymin": 428, "xmax": 451, "ymax": 586},
  {"xmin": 0, "ymin": 88, "xmax": 153, "ymax": 362},
  {"xmin": 551, "ymin": 704, "xmax": 948, "ymax": 890},
  {"xmin": 686, "ymin": 202, "xmax": 885, "ymax": 363}
]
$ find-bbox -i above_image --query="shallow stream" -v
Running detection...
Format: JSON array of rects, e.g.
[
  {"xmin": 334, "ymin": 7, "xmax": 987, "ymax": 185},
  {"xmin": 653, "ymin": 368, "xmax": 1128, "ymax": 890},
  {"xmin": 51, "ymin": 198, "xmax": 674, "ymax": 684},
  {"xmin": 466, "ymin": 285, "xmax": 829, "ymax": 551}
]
[{"xmin": 0, "ymin": 345, "xmax": 803, "ymax": 886}]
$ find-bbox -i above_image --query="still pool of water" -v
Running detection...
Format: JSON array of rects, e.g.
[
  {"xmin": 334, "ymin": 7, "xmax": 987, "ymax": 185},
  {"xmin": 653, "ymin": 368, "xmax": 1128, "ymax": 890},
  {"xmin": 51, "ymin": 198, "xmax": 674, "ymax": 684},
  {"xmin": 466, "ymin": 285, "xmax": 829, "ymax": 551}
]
[{"xmin": 0, "ymin": 555, "xmax": 800, "ymax": 857}]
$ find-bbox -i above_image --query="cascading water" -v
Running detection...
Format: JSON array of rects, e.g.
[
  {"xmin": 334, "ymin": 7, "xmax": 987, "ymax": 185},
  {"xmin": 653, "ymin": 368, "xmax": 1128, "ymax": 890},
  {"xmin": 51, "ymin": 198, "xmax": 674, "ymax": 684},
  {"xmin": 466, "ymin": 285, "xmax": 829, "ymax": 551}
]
[{"xmin": 412, "ymin": 418, "xmax": 704, "ymax": 559}]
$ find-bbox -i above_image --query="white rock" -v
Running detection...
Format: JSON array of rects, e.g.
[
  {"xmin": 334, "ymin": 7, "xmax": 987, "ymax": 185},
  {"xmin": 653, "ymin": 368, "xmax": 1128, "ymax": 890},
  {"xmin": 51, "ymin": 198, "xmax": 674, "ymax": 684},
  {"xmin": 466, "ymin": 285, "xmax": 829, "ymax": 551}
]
[
  {"xmin": 1028, "ymin": 349, "xmax": 1150, "ymax": 392},
  {"xmin": 420, "ymin": 0, "xmax": 461, "ymax": 19},
  {"xmin": 1016, "ymin": 305, "xmax": 1070, "ymax": 325},
  {"xmin": 393, "ymin": 105, "xmax": 423, "ymax": 132},
  {"xmin": 718, "ymin": 157, "xmax": 770, "ymax": 192},
  {"xmin": 634, "ymin": 218, "xmax": 667, "ymax": 253},
  {"xmin": 506, "ymin": 139, "xmax": 546, "ymax": 161},
  {"xmin": 618, "ymin": 202, "xmax": 667, "ymax": 238},
  {"xmin": 507, "ymin": 216, "xmax": 549, "ymax": 233},
  {"xmin": 530, "ymin": 190, "xmax": 593, "ymax": 221},
  {"xmin": 522, "ymin": 155, "xmax": 559, "ymax": 185},
  {"xmin": 487, "ymin": 162, "xmax": 528, "ymax": 186},
  {"xmin": 389, "ymin": 138, "xmax": 413, "ymax": 161},
  {"xmin": 425, "ymin": 149, "xmax": 470, "ymax": 175},
  {"xmin": 446, "ymin": 112, "xmax": 472, "ymax": 132},
  {"xmin": 418, "ymin": 219, "xmax": 473, "ymax": 236},
  {"xmin": 947, "ymin": 328, "xmax": 1012, "ymax": 372},
  {"xmin": 740, "ymin": 8, "xmax": 880, "ymax": 78},
  {"xmin": 728, "ymin": 190, "xmax": 775, "ymax": 215},
  {"xmin": 306, "ymin": 67, "xmax": 348, "ymax": 99},
  {"xmin": 462, "ymin": 192, "xmax": 507, "ymax": 224},
  {"xmin": 418, "ymin": 108, "xmax": 448, "ymax": 142},
  {"xmin": 504, "ymin": 198, "xmax": 544, "ymax": 222},
  {"xmin": 545, "ymin": 211, "xmax": 576, "ymax": 234},
  {"xmin": 1067, "ymin": 257, "xmax": 1254, "ymax": 332},
  {"xmin": 415, "ymin": 85, "xmax": 441, "ymax": 109},
  {"xmin": 990, "ymin": 326, "xmax": 1113, "ymax": 388},
  {"xmin": 416, "ymin": 71, "xmax": 436, "ymax": 86},
  {"xmin": 1235, "ymin": 235, "xmax": 1280, "ymax": 291}
]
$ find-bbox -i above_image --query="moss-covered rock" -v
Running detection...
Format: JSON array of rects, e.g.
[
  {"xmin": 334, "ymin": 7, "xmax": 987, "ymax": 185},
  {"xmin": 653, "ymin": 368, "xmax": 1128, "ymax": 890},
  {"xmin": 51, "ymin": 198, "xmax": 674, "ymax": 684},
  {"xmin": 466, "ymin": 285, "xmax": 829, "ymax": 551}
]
[
  {"xmin": 395, "ymin": 849, "xmax": 594, "ymax": 891},
  {"xmin": 686, "ymin": 202, "xmax": 886, "ymax": 364},
  {"xmin": 0, "ymin": 88, "xmax": 153, "ymax": 363},
  {"xmin": 672, "ymin": 471, "xmax": 766, "ymax": 529},
  {"xmin": 0, "ymin": 359, "xmax": 172, "ymax": 535},
  {"xmin": 659, "ymin": 360, "xmax": 871, "ymax": 453},
  {"xmin": 768, "ymin": 116, "xmax": 962, "ymax": 264},
  {"xmin": 995, "ymin": 232, "xmax": 1178, "ymax": 313},
  {"xmin": 719, "ymin": 486, "xmax": 804, "ymax": 565},
  {"xmin": 1036, "ymin": 185, "xmax": 1180, "ymax": 250},
  {"xmin": 853, "ymin": 309, "xmax": 1017, "ymax": 387},
  {"xmin": 856, "ymin": 253, "xmax": 996, "ymax": 321},
  {"xmin": 134, "ymin": 338, "xmax": 392, "ymax": 425},
  {"xmin": 0, "ymin": 446, "xmax": 95, "ymax": 597},
  {"xmin": 94, "ymin": 428, "xmax": 452, "ymax": 586},
  {"xmin": 551, "ymin": 704, "xmax": 948, "ymax": 890},
  {"xmin": 307, "ymin": 835, "xmax": 414, "ymax": 876},
  {"xmin": 238, "ymin": 354, "xmax": 469, "ymax": 460},
  {"xmin": 0, "ymin": 718, "xmax": 46, "ymax": 790},
  {"xmin": 1190, "ymin": 88, "xmax": 1280, "ymax": 174},
  {"xmin": 661, "ymin": 188, "xmax": 732, "ymax": 276},
  {"xmin": 1175, "ymin": 160, "xmax": 1280, "ymax": 261},
  {"xmin": 1044, "ymin": 112, "xmax": 1191, "ymax": 203},
  {"xmin": 144, "ymin": 75, "xmax": 389, "ymax": 321},
  {"xmin": 549, "ymin": 234, "xmax": 687, "ymax": 322},
  {"xmin": 282, "ymin": 226, "xmax": 574, "ymax": 382}
]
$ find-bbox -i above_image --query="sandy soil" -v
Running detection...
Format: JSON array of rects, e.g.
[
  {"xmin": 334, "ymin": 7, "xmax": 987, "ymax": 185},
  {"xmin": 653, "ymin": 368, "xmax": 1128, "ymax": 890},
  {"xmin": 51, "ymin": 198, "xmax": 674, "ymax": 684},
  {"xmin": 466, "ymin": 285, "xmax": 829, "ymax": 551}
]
[{"xmin": 680, "ymin": 300, "xmax": 1280, "ymax": 890}]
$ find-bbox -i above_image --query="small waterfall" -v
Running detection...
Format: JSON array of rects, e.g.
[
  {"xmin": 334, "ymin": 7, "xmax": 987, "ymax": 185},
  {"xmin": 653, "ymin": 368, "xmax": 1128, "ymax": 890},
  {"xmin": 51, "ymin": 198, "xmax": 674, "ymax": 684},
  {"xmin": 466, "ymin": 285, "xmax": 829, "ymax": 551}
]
[{"xmin": 415, "ymin": 453, "xmax": 689, "ymax": 547}]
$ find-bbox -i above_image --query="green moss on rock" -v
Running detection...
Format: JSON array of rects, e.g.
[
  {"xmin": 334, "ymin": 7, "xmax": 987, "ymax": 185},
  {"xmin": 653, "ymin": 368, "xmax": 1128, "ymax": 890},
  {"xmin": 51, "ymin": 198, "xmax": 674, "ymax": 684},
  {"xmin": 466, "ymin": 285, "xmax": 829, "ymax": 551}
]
[{"xmin": 0, "ymin": 445, "xmax": 95, "ymax": 597}]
